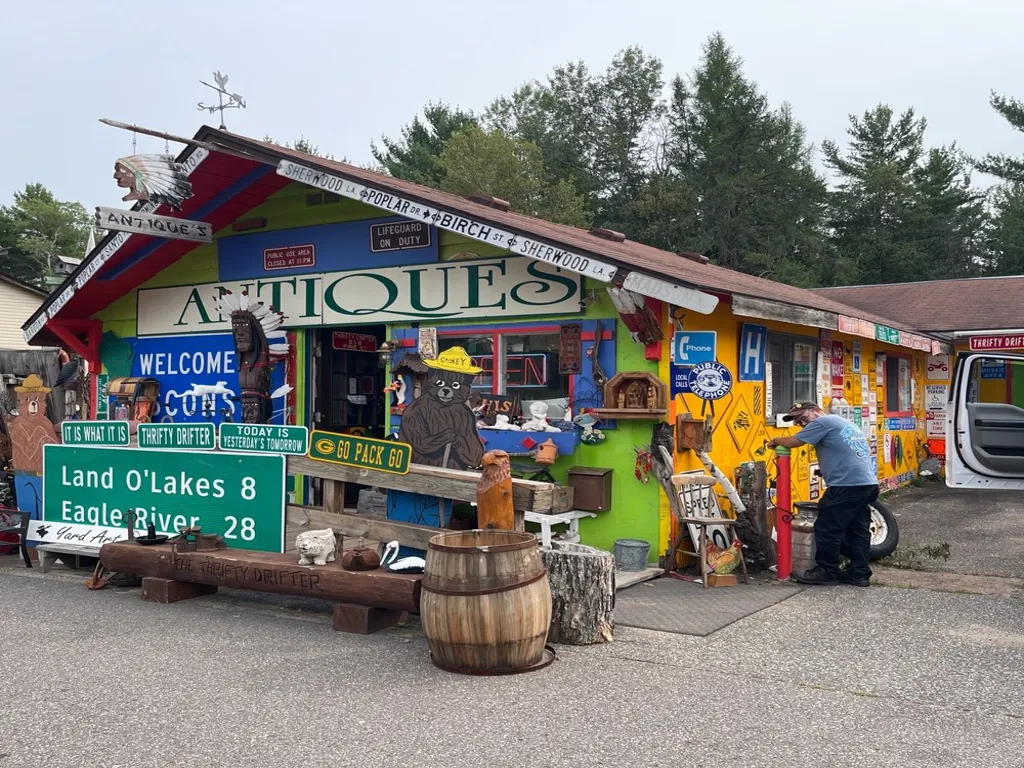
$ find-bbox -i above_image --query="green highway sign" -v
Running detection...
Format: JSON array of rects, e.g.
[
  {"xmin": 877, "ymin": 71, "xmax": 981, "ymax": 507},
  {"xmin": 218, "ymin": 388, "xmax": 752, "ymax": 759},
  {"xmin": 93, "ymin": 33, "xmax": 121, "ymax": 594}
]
[
  {"xmin": 308, "ymin": 429, "xmax": 411, "ymax": 475},
  {"xmin": 219, "ymin": 424, "xmax": 309, "ymax": 455},
  {"xmin": 137, "ymin": 422, "xmax": 216, "ymax": 451},
  {"xmin": 96, "ymin": 374, "xmax": 109, "ymax": 418},
  {"xmin": 42, "ymin": 445, "xmax": 286, "ymax": 552},
  {"xmin": 61, "ymin": 420, "xmax": 129, "ymax": 447}
]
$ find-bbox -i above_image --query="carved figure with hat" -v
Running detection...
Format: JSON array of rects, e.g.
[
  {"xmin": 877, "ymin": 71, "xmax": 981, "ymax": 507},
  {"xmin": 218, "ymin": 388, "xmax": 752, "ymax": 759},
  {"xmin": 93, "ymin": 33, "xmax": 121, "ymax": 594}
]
[
  {"xmin": 8, "ymin": 374, "xmax": 58, "ymax": 475},
  {"xmin": 397, "ymin": 346, "xmax": 485, "ymax": 470}
]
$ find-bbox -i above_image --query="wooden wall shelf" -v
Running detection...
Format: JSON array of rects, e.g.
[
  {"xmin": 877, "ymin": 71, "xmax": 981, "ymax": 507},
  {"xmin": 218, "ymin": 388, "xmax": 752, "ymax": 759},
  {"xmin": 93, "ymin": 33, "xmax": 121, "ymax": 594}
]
[
  {"xmin": 593, "ymin": 408, "xmax": 668, "ymax": 419},
  {"xmin": 596, "ymin": 371, "xmax": 668, "ymax": 420}
]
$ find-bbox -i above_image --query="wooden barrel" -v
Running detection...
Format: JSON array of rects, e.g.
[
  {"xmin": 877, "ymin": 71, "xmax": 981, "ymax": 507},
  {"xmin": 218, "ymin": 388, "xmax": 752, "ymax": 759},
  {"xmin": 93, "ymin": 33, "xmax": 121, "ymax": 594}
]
[{"xmin": 421, "ymin": 530, "xmax": 552, "ymax": 675}]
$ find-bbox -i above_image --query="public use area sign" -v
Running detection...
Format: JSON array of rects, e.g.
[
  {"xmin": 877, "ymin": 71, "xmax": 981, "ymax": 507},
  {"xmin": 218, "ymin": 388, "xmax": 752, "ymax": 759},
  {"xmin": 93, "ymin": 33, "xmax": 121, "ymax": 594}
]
[
  {"xmin": 219, "ymin": 424, "xmax": 309, "ymax": 455},
  {"xmin": 40, "ymin": 445, "xmax": 286, "ymax": 552},
  {"xmin": 61, "ymin": 420, "xmax": 129, "ymax": 447},
  {"xmin": 137, "ymin": 422, "xmax": 216, "ymax": 450},
  {"xmin": 307, "ymin": 429, "xmax": 411, "ymax": 475}
]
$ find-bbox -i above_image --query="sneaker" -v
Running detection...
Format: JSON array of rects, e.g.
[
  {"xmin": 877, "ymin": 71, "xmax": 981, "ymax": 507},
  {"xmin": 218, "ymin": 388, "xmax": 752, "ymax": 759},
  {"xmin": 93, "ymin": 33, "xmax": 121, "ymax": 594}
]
[
  {"xmin": 839, "ymin": 573, "xmax": 871, "ymax": 588},
  {"xmin": 792, "ymin": 567, "xmax": 839, "ymax": 586}
]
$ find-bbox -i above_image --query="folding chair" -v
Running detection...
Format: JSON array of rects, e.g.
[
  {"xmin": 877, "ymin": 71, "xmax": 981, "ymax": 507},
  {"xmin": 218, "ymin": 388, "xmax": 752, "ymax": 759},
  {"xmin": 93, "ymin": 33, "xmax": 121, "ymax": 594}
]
[
  {"xmin": 0, "ymin": 510, "xmax": 32, "ymax": 568},
  {"xmin": 664, "ymin": 472, "xmax": 748, "ymax": 587}
]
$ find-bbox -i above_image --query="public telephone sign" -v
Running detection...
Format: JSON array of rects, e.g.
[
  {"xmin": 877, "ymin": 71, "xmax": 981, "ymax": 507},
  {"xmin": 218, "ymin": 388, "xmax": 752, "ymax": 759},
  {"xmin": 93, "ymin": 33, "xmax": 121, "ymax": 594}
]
[
  {"xmin": 40, "ymin": 445, "xmax": 286, "ymax": 552},
  {"xmin": 61, "ymin": 420, "xmax": 129, "ymax": 447},
  {"xmin": 968, "ymin": 334, "xmax": 1024, "ymax": 352},
  {"xmin": 307, "ymin": 429, "xmax": 411, "ymax": 474}
]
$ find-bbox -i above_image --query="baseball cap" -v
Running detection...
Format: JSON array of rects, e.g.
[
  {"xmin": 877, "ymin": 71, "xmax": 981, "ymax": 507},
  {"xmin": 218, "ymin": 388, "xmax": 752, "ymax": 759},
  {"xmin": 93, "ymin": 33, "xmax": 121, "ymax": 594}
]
[{"xmin": 781, "ymin": 401, "xmax": 820, "ymax": 422}]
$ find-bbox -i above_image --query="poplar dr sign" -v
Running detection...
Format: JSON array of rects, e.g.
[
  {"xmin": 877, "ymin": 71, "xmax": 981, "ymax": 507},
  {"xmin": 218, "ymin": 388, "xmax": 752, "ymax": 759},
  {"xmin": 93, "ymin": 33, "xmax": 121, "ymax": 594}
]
[{"xmin": 39, "ymin": 445, "xmax": 286, "ymax": 552}]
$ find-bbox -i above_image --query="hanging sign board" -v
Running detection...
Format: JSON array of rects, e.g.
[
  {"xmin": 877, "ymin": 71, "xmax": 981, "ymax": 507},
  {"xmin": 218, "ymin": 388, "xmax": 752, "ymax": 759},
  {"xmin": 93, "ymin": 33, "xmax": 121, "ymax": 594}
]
[
  {"xmin": 621, "ymin": 272, "xmax": 719, "ymax": 315},
  {"xmin": 968, "ymin": 334, "xmax": 1024, "ymax": 352},
  {"xmin": 264, "ymin": 243, "xmax": 316, "ymax": 271},
  {"xmin": 94, "ymin": 206, "xmax": 213, "ymax": 243},
  {"xmin": 307, "ymin": 429, "xmax": 411, "ymax": 475},
  {"xmin": 61, "ymin": 420, "xmax": 129, "ymax": 447},
  {"xmin": 38, "ymin": 445, "xmax": 286, "ymax": 552},
  {"xmin": 369, "ymin": 220, "xmax": 431, "ymax": 252},
  {"xmin": 277, "ymin": 160, "xmax": 617, "ymax": 282},
  {"xmin": 332, "ymin": 331, "xmax": 378, "ymax": 352}
]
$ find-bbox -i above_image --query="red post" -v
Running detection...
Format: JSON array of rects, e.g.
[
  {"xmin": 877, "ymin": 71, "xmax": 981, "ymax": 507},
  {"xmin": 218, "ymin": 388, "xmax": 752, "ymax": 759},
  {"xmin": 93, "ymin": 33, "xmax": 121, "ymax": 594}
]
[{"xmin": 775, "ymin": 447, "xmax": 792, "ymax": 581}]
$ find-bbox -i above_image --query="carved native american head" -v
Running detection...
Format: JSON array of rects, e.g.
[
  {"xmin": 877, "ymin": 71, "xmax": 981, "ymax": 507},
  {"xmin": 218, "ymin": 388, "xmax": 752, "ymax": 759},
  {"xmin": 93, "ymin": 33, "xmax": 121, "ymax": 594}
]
[
  {"xmin": 213, "ymin": 290, "xmax": 289, "ymax": 424},
  {"xmin": 113, "ymin": 154, "xmax": 193, "ymax": 211}
]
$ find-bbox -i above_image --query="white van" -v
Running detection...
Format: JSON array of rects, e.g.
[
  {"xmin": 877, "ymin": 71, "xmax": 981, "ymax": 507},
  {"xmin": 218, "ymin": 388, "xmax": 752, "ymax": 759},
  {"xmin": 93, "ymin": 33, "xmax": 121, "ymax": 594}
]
[{"xmin": 946, "ymin": 352, "xmax": 1024, "ymax": 489}]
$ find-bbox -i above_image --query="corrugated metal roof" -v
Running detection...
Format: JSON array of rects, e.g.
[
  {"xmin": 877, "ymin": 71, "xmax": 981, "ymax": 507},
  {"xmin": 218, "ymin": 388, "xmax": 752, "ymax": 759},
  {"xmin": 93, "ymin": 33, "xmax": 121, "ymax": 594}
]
[{"xmin": 814, "ymin": 276, "xmax": 1024, "ymax": 333}]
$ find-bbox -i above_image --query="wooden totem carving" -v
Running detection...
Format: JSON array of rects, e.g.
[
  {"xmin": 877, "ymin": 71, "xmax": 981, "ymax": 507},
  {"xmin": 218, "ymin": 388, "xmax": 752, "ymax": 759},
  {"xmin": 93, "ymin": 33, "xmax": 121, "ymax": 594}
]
[{"xmin": 213, "ymin": 290, "xmax": 289, "ymax": 424}]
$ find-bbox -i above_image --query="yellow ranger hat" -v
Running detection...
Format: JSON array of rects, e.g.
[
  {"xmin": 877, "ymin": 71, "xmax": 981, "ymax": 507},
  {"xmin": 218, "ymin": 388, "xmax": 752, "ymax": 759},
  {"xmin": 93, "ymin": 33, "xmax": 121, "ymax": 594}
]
[{"xmin": 422, "ymin": 347, "xmax": 483, "ymax": 375}]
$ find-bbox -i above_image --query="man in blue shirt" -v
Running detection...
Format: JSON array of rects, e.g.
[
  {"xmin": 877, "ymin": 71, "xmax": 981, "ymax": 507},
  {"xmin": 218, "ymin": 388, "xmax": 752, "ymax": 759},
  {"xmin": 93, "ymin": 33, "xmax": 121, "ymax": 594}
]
[{"xmin": 767, "ymin": 401, "xmax": 879, "ymax": 587}]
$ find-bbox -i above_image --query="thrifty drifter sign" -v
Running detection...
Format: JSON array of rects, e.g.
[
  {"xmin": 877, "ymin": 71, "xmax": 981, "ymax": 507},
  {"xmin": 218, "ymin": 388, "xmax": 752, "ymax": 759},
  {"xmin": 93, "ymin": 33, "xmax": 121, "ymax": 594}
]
[
  {"xmin": 276, "ymin": 160, "xmax": 616, "ymax": 282},
  {"xmin": 136, "ymin": 256, "xmax": 582, "ymax": 336},
  {"xmin": 39, "ymin": 445, "xmax": 286, "ymax": 552}
]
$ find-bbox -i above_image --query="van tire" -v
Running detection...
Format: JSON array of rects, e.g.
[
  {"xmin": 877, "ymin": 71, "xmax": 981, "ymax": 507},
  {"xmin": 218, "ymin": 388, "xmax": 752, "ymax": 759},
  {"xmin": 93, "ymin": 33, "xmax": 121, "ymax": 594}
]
[{"xmin": 868, "ymin": 501, "xmax": 899, "ymax": 560}]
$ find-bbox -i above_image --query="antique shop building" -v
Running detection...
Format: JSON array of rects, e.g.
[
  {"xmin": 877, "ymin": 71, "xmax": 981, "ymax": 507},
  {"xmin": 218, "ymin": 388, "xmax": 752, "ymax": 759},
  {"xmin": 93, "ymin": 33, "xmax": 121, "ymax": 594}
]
[{"xmin": 21, "ymin": 127, "xmax": 946, "ymax": 560}]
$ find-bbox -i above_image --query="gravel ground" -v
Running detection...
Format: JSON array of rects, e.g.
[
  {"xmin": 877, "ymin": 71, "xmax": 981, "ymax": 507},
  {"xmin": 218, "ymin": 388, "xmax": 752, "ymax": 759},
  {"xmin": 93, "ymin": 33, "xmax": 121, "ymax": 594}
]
[{"xmin": 1, "ymin": 560, "xmax": 1022, "ymax": 768}]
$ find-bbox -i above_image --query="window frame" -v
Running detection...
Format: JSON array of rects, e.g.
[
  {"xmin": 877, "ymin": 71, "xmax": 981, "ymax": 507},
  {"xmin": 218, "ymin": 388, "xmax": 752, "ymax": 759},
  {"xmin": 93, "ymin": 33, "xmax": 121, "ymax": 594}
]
[
  {"xmin": 884, "ymin": 352, "xmax": 914, "ymax": 416},
  {"xmin": 766, "ymin": 331, "xmax": 819, "ymax": 420}
]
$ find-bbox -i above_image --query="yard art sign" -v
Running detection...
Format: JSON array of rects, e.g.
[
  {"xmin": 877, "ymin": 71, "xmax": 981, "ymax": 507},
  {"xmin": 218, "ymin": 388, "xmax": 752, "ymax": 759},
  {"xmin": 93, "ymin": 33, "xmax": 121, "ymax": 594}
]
[
  {"xmin": 36, "ymin": 445, "xmax": 286, "ymax": 552},
  {"xmin": 307, "ymin": 429, "xmax": 411, "ymax": 475}
]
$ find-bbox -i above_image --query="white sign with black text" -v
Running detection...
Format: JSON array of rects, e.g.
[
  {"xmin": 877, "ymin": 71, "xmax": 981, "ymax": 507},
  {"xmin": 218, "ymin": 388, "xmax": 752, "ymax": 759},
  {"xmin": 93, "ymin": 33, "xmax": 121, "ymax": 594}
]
[{"xmin": 95, "ymin": 206, "xmax": 213, "ymax": 243}]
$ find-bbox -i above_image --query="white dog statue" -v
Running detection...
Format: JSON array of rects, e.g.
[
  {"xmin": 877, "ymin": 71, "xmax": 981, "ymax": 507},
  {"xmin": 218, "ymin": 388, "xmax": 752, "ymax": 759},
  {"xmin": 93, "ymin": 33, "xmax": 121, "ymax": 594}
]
[{"xmin": 296, "ymin": 528, "xmax": 338, "ymax": 566}]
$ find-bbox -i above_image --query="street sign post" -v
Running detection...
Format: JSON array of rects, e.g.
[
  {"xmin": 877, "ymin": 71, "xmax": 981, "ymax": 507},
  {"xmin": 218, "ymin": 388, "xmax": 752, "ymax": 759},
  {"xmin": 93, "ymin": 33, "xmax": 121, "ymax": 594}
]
[
  {"xmin": 41, "ymin": 445, "xmax": 286, "ymax": 552},
  {"xmin": 137, "ymin": 423, "xmax": 216, "ymax": 450},
  {"xmin": 307, "ymin": 429, "xmax": 411, "ymax": 475},
  {"xmin": 61, "ymin": 420, "xmax": 129, "ymax": 447},
  {"xmin": 219, "ymin": 424, "xmax": 309, "ymax": 455}
]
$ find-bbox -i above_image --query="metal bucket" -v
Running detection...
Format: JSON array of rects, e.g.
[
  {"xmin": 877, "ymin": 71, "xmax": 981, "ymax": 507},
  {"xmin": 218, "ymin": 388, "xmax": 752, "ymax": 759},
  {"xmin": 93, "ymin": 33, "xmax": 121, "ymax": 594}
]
[
  {"xmin": 613, "ymin": 539, "xmax": 650, "ymax": 571},
  {"xmin": 791, "ymin": 502, "xmax": 818, "ymax": 574}
]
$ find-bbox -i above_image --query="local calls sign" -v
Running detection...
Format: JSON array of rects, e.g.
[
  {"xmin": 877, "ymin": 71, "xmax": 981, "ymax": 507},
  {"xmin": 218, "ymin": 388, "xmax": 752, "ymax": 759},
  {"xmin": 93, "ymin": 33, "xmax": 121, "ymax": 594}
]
[{"xmin": 137, "ymin": 256, "xmax": 582, "ymax": 336}]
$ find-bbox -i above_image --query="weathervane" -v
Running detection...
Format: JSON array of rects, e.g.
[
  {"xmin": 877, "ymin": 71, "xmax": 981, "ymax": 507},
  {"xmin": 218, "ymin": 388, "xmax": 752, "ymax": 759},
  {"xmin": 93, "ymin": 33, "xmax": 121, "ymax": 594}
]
[{"xmin": 197, "ymin": 71, "xmax": 246, "ymax": 130}]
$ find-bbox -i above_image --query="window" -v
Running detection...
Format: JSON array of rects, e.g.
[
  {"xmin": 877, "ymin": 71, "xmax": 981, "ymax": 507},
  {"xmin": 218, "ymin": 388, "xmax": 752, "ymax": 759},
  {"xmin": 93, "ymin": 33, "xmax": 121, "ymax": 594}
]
[
  {"xmin": 767, "ymin": 333, "xmax": 817, "ymax": 418},
  {"xmin": 885, "ymin": 355, "xmax": 912, "ymax": 413},
  {"xmin": 437, "ymin": 330, "xmax": 571, "ymax": 417}
]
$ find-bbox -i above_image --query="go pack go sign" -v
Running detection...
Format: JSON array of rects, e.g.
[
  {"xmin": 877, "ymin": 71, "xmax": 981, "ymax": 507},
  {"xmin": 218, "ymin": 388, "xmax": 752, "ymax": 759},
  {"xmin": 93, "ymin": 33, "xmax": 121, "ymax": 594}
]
[
  {"xmin": 308, "ymin": 429, "xmax": 411, "ymax": 474},
  {"xmin": 41, "ymin": 445, "xmax": 286, "ymax": 552}
]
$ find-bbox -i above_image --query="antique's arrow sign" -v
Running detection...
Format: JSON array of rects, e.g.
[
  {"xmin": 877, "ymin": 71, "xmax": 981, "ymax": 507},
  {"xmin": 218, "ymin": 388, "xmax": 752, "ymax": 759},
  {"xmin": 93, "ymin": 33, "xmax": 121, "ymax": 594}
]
[{"xmin": 95, "ymin": 206, "xmax": 213, "ymax": 243}]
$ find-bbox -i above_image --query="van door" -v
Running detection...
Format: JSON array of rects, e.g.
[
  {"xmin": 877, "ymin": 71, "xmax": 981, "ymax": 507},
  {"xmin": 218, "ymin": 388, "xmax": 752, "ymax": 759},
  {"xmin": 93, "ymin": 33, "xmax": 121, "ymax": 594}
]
[{"xmin": 947, "ymin": 351, "xmax": 1024, "ymax": 489}]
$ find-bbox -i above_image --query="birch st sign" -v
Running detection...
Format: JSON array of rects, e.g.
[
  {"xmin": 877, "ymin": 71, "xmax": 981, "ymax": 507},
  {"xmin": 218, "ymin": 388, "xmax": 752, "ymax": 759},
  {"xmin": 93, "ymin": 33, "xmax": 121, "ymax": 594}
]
[
  {"xmin": 276, "ymin": 160, "xmax": 618, "ymax": 282},
  {"xmin": 95, "ymin": 206, "xmax": 213, "ymax": 243}
]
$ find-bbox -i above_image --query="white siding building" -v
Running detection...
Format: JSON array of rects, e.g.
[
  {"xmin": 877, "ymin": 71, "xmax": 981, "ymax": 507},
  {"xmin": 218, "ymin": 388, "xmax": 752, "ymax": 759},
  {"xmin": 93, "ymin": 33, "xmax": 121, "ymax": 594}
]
[{"xmin": 0, "ymin": 273, "xmax": 47, "ymax": 350}]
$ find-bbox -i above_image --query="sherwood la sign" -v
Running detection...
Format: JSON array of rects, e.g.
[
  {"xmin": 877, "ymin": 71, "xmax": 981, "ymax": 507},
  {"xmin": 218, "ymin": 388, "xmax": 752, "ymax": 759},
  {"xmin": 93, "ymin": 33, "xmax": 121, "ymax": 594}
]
[{"xmin": 137, "ymin": 256, "xmax": 582, "ymax": 336}]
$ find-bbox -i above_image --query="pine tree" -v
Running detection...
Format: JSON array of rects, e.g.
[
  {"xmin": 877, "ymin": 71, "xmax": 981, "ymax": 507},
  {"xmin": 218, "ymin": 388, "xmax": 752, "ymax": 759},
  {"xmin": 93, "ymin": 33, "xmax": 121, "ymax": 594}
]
[
  {"xmin": 976, "ymin": 92, "xmax": 1024, "ymax": 183},
  {"xmin": 985, "ymin": 183, "xmax": 1024, "ymax": 274},
  {"xmin": 371, "ymin": 103, "xmax": 477, "ymax": 186}
]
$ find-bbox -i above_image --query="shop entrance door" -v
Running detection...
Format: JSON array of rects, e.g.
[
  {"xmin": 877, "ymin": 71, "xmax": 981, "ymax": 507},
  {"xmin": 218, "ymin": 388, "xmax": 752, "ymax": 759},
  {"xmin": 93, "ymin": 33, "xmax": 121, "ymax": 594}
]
[{"xmin": 310, "ymin": 326, "xmax": 386, "ymax": 507}]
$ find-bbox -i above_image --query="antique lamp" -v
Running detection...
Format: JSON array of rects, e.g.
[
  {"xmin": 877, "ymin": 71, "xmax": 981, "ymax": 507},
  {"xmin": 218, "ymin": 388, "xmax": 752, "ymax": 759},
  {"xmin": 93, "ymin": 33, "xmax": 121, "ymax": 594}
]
[{"xmin": 376, "ymin": 339, "xmax": 400, "ymax": 367}]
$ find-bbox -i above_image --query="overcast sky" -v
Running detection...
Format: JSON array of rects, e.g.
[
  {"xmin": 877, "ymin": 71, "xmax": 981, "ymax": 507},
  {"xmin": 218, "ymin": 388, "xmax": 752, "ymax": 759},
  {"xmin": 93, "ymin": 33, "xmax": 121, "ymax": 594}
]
[{"xmin": 2, "ymin": 0, "xmax": 1021, "ymax": 219}]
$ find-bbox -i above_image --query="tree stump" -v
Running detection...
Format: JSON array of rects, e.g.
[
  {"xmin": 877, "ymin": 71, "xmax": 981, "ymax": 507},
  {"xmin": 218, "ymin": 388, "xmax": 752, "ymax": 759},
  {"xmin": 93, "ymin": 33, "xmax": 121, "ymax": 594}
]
[{"xmin": 541, "ymin": 542, "xmax": 614, "ymax": 645}]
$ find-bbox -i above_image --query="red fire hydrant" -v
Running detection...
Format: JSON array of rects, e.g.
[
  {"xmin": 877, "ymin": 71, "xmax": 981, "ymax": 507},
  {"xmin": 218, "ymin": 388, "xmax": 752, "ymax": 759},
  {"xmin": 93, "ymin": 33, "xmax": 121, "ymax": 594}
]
[{"xmin": 775, "ymin": 446, "xmax": 792, "ymax": 581}]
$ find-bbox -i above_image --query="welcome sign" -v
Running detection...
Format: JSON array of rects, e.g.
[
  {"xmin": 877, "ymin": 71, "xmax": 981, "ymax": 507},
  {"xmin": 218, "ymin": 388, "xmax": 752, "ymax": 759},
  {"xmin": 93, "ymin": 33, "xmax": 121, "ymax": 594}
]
[{"xmin": 137, "ymin": 256, "xmax": 582, "ymax": 336}]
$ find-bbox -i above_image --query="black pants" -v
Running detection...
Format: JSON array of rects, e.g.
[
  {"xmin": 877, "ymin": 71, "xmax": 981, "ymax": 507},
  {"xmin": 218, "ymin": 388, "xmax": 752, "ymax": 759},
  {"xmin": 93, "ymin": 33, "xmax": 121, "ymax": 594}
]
[{"xmin": 814, "ymin": 485, "xmax": 879, "ymax": 578}]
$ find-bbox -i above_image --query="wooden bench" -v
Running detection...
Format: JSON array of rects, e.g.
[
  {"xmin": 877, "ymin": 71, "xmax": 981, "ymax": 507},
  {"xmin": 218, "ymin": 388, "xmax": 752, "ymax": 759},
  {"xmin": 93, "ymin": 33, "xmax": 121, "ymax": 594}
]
[
  {"xmin": 37, "ymin": 543, "xmax": 101, "ymax": 573},
  {"xmin": 99, "ymin": 541, "xmax": 421, "ymax": 634}
]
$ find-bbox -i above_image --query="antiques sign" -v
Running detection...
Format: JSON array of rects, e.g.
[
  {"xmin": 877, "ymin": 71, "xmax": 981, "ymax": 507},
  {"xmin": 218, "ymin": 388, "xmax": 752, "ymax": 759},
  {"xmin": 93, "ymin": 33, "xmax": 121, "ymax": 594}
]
[
  {"xmin": 265, "ymin": 244, "xmax": 315, "ymax": 271},
  {"xmin": 307, "ymin": 429, "xmax": 411, "ymax": 475},
  {"xmin": 370, "ymin": 221, "xmax": 431, "ymax": 252},
  {"xmin": 137, "ymin": 257, "xmax": 582, "ymax": 336},
  {"xmin": 40, "ymin": 445, "xmax": 287, "ymax": 552},
  {"xmin": 95, "ymin": 206, "xmax": 213, "ymax": 243}
]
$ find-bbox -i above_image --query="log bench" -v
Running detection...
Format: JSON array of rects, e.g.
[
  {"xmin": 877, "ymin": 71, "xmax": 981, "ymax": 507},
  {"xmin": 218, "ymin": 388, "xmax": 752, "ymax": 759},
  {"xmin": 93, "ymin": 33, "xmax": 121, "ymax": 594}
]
[{"xmin": 99, "ymin": 541, "xmax": 421, "ymax": 634}]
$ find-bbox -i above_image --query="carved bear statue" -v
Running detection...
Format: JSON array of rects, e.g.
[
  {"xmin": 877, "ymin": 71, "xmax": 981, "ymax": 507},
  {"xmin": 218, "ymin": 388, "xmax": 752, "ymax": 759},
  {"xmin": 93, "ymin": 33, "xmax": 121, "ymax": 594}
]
[{"xmin": 398, "ymin": 347, "xmax": 485, "ymax": 470}]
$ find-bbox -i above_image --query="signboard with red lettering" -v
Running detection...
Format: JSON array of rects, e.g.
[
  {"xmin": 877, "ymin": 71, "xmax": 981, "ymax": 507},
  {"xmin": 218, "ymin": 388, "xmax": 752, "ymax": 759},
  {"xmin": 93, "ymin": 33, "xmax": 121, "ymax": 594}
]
[
  {"xmin": 264, "ymin": 244, "xmax": 315, "ymax": 271},
  {"xmin": 968, "ymin": 334, "xmax": 1024, "ymax": 352},
  {"xmin": 332, "ymin": 331, "xmax": 378, "ymax": 353},
  {"xmin": 831, "ymin": 341, "xmax": 845, "ymax": 387}
]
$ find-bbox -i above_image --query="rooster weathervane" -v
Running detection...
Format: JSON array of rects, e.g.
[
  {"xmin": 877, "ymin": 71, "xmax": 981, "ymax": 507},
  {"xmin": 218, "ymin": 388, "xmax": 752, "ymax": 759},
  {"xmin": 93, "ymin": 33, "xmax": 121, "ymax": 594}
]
[{"xmin": 197, "ymin": 71, "xmax": 246, "ymax": 130}]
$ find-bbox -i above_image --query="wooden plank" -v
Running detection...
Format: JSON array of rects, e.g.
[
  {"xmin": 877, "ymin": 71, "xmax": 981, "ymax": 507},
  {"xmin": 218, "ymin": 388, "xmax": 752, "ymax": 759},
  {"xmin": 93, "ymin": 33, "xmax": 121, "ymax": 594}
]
[
  {"xmin": 322, "ymin": 478, "xmax": 345, "ymax": 515},
  {"xmin": 332, "ymin": 602, "xmax": 404, "ymax": 634},
  {"xmin": 141, "ymin": 577, "xmax": 217, "ymax": 604},
  {"xmin": 287, "ymin": 455, "xmax": 572, "ymax": 513},
  {"xmin": 732, "ymin": 294, "xmax": 838, "ymax": 331},
  {"xmin": 287, "ymin": 505, "xmax": 437, "ymax": 552},
  {"xmin": 100, "ymin": 542, "xmax": 421, "ymax": 612}
]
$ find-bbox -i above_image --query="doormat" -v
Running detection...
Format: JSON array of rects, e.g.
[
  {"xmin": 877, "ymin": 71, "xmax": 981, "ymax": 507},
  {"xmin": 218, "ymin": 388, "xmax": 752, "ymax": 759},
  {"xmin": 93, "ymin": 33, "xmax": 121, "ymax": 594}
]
[{"xmin": 614, "ymin": 576, "xmax": 804, "ymax": 637}]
